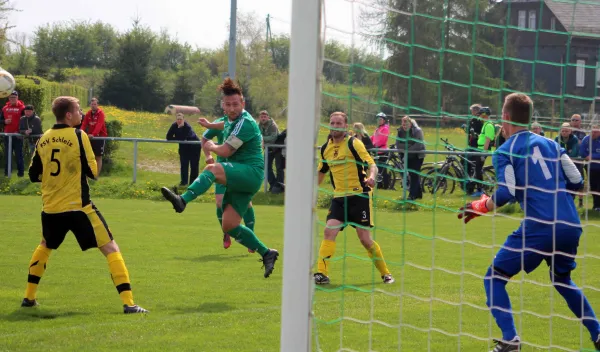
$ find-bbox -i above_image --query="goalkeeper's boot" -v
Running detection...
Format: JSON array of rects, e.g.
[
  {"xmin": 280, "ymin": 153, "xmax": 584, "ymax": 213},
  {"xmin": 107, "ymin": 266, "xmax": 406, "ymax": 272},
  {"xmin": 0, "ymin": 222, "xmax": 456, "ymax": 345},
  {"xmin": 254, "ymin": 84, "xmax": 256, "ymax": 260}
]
[
  {"xmin": 490, "ymin": 338, "xmax": 520, "ymax": 352},
  {"xmin": 21, "ymin": 298, "xmax": 39, "ymax": 307},
  {"xmin": 382, "ymin": 274, "xmax": 395, "ymax": 284},
  {"xmin": 123, "ymin": 305, "xmax": 149, "ymax": 314},
  {"xmin": 314, "ymin": 273, "xmax": 330, "ymax": 285},
  {"xmin": 161, "ymin": 187, "xmax": 186, "ymax": 213},
  {"xmin": 223, "ymin": 234, "xmax": 232, "ymax": 249},
  {"xmin": 594, "ymin": 336, "xmax": 600, "ymax": 350},
  {"xmin": 260, "ymin": 249, "xmax": 279, "ymax": 278}
]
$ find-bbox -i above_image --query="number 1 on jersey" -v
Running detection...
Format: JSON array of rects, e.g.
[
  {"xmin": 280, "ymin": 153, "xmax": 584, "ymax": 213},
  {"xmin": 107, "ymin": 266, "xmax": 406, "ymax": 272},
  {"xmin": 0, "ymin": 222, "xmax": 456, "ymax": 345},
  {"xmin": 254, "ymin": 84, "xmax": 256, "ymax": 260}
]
[
  {"xmin": 50, "ymin": 149, "xmax": 61, "ymax": 176},
  {"xmin": 531, "ymin": 146, "xmax": 552, "ymax": 180}
]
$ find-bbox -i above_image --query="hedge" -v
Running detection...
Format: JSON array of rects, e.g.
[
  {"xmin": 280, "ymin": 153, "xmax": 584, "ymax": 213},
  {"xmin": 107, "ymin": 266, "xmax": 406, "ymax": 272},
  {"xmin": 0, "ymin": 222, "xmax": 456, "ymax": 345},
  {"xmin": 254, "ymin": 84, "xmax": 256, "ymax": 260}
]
[{"xmin": 0, "ymin": 75, "xmax": 87, "ymax": 112}]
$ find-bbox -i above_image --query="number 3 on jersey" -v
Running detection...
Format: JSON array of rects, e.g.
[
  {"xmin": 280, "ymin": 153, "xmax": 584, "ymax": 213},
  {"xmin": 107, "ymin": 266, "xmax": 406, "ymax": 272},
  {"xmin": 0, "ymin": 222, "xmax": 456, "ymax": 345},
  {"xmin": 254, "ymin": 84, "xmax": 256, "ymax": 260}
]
[
  {"xmin": 531, "ymin": 146, "xmax": 552, "ymax": 180},
  {"xmin": 50, "ymin": 149, "xmax": 61, "ymax": 176}
]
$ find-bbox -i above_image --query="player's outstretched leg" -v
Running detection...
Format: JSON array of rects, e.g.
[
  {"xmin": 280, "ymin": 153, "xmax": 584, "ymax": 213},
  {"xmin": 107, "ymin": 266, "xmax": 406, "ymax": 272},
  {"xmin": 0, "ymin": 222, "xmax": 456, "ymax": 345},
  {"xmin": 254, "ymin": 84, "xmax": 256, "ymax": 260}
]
[
  {"xmin": 357, "ymin": 229, "xmax": 394, "ymax": 284},
  {"xmin": 162, "ymin": 166, "xmax": 221, "ymax": 213},
  {"xmin": 100, "ymin": 241, "xmax": 148, "ymax": 314},
  {"xmin": 243, "ymin": 204, "xmax": 256, "ymax": 253},
  {"xmin": 21, "ymin": 243, "xmax": 52, "ymax": 307},
  {"xmin": 484, "ymin": 266, "xmax": 520, "ymax": 351},
  {"xmin": 550, "ymin": 270, "xmax": 600, "ymax": 347}
]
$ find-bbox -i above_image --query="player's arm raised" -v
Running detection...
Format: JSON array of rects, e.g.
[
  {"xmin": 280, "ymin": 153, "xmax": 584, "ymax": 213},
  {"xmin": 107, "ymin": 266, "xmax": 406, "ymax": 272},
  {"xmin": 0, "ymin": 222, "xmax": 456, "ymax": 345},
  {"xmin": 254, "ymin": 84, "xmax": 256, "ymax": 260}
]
[
  {"xmin": 198, "ymin": 118, "xmax": 225, "ymax": 130},
  {"xmin": 205, "ymin": 119, "xmax": 251, "ymax": 158},
  {"xmin": 353, "ymin": 138, "xmax": 378, "ymax": 187}
]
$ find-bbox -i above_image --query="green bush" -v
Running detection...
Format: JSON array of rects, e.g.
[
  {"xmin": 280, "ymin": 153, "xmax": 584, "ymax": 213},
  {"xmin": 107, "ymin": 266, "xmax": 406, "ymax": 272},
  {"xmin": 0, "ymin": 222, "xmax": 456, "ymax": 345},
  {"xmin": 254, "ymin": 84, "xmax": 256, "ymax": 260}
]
[
  {"xmin": 100, "ymin": 120, "xmax": 123, "ymax": 174},
  {"xmin": 0, "ymin": 75, "xmax": 87, "ymax": 112}
]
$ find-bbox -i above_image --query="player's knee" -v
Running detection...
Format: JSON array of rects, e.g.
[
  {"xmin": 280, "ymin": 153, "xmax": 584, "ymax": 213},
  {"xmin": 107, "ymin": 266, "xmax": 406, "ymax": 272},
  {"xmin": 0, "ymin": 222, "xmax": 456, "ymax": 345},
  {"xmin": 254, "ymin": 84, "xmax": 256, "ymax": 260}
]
[
  {"xmin": 323, "ymin": 227, "xmax": 339, "ymax": 240},
  {"xmin": 356, "ymin": 231, "xmax": 373, "ymax": 248},
  {"xmin": 550, "ymin": 269, "xmax": 571, "ymax": 283}
]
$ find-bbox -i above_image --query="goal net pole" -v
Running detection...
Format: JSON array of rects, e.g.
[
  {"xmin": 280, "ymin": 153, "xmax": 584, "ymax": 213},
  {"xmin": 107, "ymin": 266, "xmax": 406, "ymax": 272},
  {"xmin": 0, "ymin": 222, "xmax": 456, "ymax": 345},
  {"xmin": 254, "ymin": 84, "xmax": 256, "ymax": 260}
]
[{"xmin": 280, "ymin": 0, "xmax": 322, "ymax": 351}]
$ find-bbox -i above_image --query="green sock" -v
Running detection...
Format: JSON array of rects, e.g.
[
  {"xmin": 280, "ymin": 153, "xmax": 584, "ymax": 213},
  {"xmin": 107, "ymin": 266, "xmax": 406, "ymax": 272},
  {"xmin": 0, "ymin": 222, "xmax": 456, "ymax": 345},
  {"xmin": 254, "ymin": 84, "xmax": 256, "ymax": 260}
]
[
  {"xmin": 243, "ymin": 207, "xmax": 255, "ymax": 231},
  {"xmin": 229, "ymin": 225, "xmax": 268, "ymax": 256},
  {"xmin": 182, "ymin": 170, "xmax": 216, "ymax": 203},
  {"xmin": 216, "ymin": 207, "xmax": 223, "ymax": 227}
]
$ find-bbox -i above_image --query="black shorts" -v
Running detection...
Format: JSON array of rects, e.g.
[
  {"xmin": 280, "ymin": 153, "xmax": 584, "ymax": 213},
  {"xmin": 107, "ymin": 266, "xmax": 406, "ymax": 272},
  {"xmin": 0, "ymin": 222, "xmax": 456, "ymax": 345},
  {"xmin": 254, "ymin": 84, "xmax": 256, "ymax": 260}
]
[
  {"xmin": 90, "ymin": 140, "xmax": 105, "ymax": 157},
  {"xmin": 42, "ymin": 204, "xmax": 113, "ymax": 251},
  {"xmin": 327, "ymin": 194, "xmax": 373, "ymax": 229}
]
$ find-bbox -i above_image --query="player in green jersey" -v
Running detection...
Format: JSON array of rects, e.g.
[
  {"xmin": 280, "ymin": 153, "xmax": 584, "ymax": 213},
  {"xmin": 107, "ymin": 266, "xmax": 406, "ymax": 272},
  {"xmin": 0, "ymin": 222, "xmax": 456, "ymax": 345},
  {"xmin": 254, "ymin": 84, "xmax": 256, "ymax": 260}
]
[
  {"xmin": 162, "ymin": 78, "xmax": 278, "ymax": 278},
  {"xmin": 199, "ymin": 117, "xmax": 256, "ymax": 252}
]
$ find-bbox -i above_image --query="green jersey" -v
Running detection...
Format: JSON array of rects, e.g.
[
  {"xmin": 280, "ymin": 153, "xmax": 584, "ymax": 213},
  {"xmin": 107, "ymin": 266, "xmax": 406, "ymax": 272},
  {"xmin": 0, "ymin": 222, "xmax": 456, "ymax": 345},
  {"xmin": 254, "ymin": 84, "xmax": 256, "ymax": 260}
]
[
  {"xmin": 477, "ymin": 120, "xmax": 496, "ymax": 150},
  {"xmin": 223, "ymin": 110, "xmax": 264, "ymax": 169},
  {"xmin": 202, "ymin": 117, "xmax": 229, "ymax": 162}
]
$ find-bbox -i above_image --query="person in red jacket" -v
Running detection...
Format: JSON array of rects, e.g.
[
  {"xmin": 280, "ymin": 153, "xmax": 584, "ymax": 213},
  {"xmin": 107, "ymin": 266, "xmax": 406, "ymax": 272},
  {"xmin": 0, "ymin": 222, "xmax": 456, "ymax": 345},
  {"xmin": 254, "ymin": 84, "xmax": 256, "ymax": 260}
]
[
  {"xmin": 81, "ymin": 97, "xmax": 107, "ymax": 175},
  {"xmin": 1, "ymin": 91, "xmax": 26, "ymax": 177}
]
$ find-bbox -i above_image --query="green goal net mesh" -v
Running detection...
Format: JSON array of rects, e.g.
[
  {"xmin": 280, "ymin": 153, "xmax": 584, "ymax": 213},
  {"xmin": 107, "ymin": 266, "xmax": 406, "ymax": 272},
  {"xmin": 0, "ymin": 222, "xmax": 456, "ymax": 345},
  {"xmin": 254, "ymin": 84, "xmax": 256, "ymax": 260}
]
[{"xmin": 312, "ymin": 0, "xmax": 600, "ymax": 351}]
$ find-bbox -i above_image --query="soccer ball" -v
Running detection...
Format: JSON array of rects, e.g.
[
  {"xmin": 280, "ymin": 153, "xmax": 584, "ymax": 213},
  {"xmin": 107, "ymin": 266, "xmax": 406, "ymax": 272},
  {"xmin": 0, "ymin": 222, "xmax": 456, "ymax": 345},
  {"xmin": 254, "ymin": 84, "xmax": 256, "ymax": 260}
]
[{"xmin": 0, "ymin": 68, "xmax": 16, "ymax": 98}]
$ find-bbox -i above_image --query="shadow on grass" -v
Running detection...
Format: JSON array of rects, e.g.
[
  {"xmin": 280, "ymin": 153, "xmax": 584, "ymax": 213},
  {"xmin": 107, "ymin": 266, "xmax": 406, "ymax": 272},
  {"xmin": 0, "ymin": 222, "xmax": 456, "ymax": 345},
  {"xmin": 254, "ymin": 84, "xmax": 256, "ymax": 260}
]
[
  {"xmin": 2, "ymin": 309, "xmax": 90, "ymax": 322},
  {"xmin": 173, "ymin": 254, "xmax": 249, "ymax": 263},
  {"xmin": 173, "ymin": 302, "xmax": 235, "ymax": 315}
]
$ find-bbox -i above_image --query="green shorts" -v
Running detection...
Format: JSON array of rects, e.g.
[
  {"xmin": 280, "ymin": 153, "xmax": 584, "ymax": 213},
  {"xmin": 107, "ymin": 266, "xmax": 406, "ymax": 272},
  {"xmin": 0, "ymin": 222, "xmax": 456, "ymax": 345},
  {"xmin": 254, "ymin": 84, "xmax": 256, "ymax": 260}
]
[
  {"xmin": 220, "ymin": 162, "xmax": 264, "ymax": 217},
  {"xmin": 215, "ymin": 183, "xmax": 226, "ymax": 195}
]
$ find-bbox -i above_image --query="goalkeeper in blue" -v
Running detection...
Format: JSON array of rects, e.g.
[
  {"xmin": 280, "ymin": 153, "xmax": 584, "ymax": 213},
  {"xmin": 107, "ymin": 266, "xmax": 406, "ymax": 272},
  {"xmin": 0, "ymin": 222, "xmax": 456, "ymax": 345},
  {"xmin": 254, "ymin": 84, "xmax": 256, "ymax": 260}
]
[{"xmin": 458, "ymin": 93, "xmax": 600, "ymax": 352}]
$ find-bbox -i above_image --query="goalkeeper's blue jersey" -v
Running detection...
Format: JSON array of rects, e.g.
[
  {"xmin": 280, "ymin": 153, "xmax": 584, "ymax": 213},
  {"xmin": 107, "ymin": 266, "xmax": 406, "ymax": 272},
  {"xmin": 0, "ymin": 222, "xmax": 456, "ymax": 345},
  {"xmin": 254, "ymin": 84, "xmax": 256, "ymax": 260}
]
[{"xmin": 492, "ymin": 130, "xmax": 583, "ymax": 234}]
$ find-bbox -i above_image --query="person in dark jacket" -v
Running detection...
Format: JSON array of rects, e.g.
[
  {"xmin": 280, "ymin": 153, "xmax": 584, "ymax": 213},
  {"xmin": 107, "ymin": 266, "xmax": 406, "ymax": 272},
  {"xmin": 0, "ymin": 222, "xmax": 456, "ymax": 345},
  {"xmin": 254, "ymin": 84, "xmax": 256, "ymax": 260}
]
[
  {"xmin": 580, "ymin": 124, "xmax": 600, "ymax": 211},
  {"xmin": 166, "ymin": 113, "xmax": 201, "ymax": 186},
  {"xmin": 19, "ymin": 105, "xmax": 43, "ymax": 155},
  {"xmin": 397, "ymin": 116, "xmax": 426, "ymax": 200},
  {"xmin": 352, "ymin": 122, "xmax": 375, "ymax": 150},
  {"xmin": 271, "ymin": 129, "xmax": 287, "ymax": 193}
]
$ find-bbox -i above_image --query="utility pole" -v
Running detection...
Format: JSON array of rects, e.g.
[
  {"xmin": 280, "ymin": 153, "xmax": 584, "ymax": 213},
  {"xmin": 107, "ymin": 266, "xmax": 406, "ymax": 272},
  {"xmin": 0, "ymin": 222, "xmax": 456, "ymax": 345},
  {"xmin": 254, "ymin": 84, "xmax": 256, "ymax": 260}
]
[{"xmin": 228, "ymin": 0, "xmax": 237, "ymax": 80}]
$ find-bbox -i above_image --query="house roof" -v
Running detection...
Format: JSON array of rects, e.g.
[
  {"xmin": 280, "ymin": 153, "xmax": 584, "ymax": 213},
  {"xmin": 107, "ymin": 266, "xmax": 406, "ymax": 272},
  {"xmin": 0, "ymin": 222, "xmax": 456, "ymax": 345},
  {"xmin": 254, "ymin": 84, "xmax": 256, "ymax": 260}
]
[{"xmin": 544, "ymin": 0, "xmax": 600, "ymax": 35}]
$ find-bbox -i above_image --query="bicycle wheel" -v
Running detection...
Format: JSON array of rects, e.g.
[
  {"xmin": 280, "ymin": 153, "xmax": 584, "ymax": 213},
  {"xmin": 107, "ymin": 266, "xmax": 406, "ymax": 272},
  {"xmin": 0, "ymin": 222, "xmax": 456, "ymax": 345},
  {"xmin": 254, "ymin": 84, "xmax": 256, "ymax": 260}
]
[{"xmin": 482, "ymin": 166, "xmax": 496, "ymax": 194}]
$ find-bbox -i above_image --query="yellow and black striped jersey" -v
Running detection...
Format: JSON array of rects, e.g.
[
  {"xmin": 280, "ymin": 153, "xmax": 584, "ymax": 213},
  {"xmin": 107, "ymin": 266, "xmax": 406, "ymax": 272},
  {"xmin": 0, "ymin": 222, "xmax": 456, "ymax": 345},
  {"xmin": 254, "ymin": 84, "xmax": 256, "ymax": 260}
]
[
  {"xmin": 318, "ymin": 135, "xmax": 375, "ymax": 197},
  {"xmin": 29, "ymin": 124, "xmax": 97, "ymax": 213}
]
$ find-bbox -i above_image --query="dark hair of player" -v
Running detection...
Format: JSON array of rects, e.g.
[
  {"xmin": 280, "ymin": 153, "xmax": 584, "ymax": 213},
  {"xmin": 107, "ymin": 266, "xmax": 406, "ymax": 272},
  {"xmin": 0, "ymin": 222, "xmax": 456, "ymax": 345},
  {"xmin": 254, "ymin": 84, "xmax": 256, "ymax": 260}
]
[
  {"xmin": 219, "ymin": 78, "xmax": 244, "ymax": 99},
  {"xmin": 503, "ymin": 93, "xmax": 533, "ymax": 125}
]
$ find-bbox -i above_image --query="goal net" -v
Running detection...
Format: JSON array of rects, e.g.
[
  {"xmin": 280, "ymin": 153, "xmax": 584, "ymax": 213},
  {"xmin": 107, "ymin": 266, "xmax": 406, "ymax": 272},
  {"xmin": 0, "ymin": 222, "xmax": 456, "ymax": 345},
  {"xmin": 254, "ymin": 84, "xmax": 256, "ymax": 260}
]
[{"xmin": 281, "ymin": 0, "xmax": 600, "ymax": 351}]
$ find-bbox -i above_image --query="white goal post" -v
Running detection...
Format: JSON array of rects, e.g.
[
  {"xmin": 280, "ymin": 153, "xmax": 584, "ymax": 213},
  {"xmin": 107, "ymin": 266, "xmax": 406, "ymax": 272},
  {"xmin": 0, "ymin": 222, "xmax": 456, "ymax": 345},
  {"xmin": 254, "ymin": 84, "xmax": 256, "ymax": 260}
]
[{"xmin": 279, "ymin": 0, "xmax": 322, "ymax": 351}]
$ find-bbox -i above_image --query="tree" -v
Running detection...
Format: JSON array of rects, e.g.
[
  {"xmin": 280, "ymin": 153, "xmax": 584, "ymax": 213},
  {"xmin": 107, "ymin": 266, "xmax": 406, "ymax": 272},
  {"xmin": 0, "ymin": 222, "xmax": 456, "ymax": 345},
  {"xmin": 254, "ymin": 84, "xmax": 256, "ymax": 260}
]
[
  {"xmin": 171, "ymin": 72, "xmax": 194, "ymax": 105},
  {"xmin": 5, "ymin": 32, "xmax": 36, "ymax": 75},
  {"xmin": 99, "ymin": 21, "xmax": 166, "ymax": 112}
]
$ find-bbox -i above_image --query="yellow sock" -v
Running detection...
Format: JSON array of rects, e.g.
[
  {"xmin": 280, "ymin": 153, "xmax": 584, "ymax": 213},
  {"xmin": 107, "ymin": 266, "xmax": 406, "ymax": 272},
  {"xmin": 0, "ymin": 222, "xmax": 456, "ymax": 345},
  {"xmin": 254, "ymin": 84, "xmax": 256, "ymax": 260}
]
[
  {"xmin": 368, "ymin": 241, "xmax": 391, "ymax": 276},
  {"xmin": 106, "ymin": 252, "xmax": 134, "ymax": 306},
  {"xmin": 317, "ymin": 240, "xmax": 336, "ymax": 276},
  {"xmin": 24, "ymin": 245, "xmax": 52, "ymax": 300}
]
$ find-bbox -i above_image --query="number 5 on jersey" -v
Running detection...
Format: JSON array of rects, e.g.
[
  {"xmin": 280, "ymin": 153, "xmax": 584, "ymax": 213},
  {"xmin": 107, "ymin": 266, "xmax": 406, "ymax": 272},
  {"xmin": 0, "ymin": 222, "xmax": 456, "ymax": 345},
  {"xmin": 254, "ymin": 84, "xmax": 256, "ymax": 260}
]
[{"xmin": 50, "ymin": 149, "xmax": 61, "ymax": 176}]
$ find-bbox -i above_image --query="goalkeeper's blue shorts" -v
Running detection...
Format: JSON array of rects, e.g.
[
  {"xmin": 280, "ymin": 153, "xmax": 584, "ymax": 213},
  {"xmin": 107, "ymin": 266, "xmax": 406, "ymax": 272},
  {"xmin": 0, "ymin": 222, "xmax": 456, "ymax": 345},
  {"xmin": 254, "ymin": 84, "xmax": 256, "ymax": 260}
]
[{"xmin": 492, "ymin": 226, "xmax": 582, "ymax": 277}]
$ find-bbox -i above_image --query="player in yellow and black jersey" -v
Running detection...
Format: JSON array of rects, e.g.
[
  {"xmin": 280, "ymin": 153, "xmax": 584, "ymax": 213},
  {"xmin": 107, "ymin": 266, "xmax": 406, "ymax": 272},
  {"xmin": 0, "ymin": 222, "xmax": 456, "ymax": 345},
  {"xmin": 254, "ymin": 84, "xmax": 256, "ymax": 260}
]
[
  {"xmin": 314, "ymin": 111, "xmax": 394, "ymax": 285},
  {"xmin": 22, "ymin": 96, "xmax": 148, "ymax": 314}
]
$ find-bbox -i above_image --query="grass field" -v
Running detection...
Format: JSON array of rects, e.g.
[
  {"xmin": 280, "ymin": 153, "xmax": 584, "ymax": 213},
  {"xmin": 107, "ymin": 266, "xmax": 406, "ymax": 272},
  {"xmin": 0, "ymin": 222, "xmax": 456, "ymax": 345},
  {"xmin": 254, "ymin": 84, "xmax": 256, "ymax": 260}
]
[{"xmin": 1, "ymin": 196, "xmax": 600, "ymax": 351}]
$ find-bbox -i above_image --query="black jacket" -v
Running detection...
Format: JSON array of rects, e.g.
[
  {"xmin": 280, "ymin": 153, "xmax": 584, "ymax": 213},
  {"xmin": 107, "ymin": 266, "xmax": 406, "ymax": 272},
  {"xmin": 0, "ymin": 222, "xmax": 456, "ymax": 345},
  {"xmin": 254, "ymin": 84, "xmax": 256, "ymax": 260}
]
[
  {"xmin": 19, "ymin": 113, "xmax": 43, "ymax": 142},
  {"xmin": 166, "ymin": 121, "xmax": 200, "ymax": 153}
]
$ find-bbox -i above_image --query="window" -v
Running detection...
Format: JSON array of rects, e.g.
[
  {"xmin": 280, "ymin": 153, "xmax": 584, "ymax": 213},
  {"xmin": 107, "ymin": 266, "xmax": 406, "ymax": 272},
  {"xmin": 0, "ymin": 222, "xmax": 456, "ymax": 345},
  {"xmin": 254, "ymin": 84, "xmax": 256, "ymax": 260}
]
[
  {"xmin": 576, "ymin": 59, "xmax": 585, "ymax": 88},
  {"xmin": 529, "ymin": 10, "xmax": 537, "ymax": 29},
  {"xmin": 551, "ymin": 17, "xmax": 556, "ymax": 30},
  {"xmin": 518, "ymin": 10, "xmax": 526, "ymax": 28}
]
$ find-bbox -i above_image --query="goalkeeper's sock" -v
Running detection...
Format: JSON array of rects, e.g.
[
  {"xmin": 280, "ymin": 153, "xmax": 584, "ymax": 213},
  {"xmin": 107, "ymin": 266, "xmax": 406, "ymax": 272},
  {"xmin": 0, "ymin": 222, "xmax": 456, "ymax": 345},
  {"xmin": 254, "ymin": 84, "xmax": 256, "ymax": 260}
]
[
  {"xmin": 216, "ymin": 206, "xmax": 223, "ymax": 227},
  {"xmin": 484, "ymin": 266, "xmax": 517, "ymax": 341},
  {"xmin": 367, "ymin": 241, "xmax": 391, "ymax": 276},
  {"xmin": 317, "ymin": 240, "xmax": 336, "ymax": 276},
  {"xmin": 182, "ymin": 170, "xmax": 216, "ymax": 204},
  {"xmin": 551, "ymin": 272, "xmax": 600, "ymax": 341},
  {"xmin": 229, "ymin": 225, "xmax": 269, "ymax": 256},
  {"xmin": 106, "ymin": 252, "xmax": 135, "ymax": 306},
  {"xmin": 243, "ymin": 206, "xmax": 256, "ymax": 232},
  {"xmin": 24, "ymin": 245, "xmax": 52, "ymax": 300}
]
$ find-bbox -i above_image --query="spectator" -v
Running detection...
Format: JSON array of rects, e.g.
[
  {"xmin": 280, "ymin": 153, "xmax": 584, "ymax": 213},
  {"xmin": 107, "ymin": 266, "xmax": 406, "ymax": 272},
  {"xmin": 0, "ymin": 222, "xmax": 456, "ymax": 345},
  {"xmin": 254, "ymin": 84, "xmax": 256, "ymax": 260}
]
[
  {"xmin": 0, "ymin": 90, "xmax": 25, "ymax": 177},
  {"xmin": 471, "ymin": 106, "xmax": 495, "ymax": 197},
  {"xmin": 81, "ymin": 98, "xmax": 108, "ymax": 176},
  {"xmin": 258, "ymin": 110, "xmax": 280, "ymax": 192},
  {"xmin": 352, "ymin": 122, "xmax": 374, "ymax": 150},
  {"xmin": 371, "ymin": 112, "xmax": 391, "ymax": 189},
  {"xmin": 19, "ymin": 105, "xmax": 42, "ymax": 155},
  {"xmin": 464, "ymin": 104, "xmax": 484, "ymax": 194},
  {"xmin": 570, "ymin": 114, "xmax": 587, "ymax": 207},
  {"xmin": 580, "ymin": 123, "xmax": 600, "ymax": 212},
  {"xmin": 494, "ymin": 124, "xmax": 506, "ymax": 148},
  {"xmin": 166, "ymin": 113, "xmax": 201, "ymax": 186},
  {"xmin": 531, "ymin": 121, "xmax": 545, "ymax": 136},
  {"xmin": 555, "ymin": 122, "xmax": 579, "ymax": 158},
  {"xmin": 397, "ymin": 116, "xmax": 425, "ymax": 200},
  {"xmin": 272, "ymin": 129, "xmax": 287, "ymax": 193}
]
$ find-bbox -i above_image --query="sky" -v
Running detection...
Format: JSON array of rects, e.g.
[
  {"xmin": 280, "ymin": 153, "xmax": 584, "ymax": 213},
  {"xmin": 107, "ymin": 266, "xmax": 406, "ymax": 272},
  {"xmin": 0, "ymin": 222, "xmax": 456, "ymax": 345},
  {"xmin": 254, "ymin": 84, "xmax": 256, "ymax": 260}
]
[{"xmin": 9, "ymin": 0, "xmax": 362, "ymax": 49}]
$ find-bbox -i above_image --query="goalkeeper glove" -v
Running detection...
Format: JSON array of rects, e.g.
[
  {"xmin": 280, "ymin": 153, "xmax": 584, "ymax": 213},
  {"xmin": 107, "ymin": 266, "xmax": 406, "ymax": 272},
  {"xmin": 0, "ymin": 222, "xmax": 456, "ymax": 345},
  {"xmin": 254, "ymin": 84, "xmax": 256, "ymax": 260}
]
[{"xmin": 458, "ymin": 194, "xmax": 490, "ymax": 224}]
